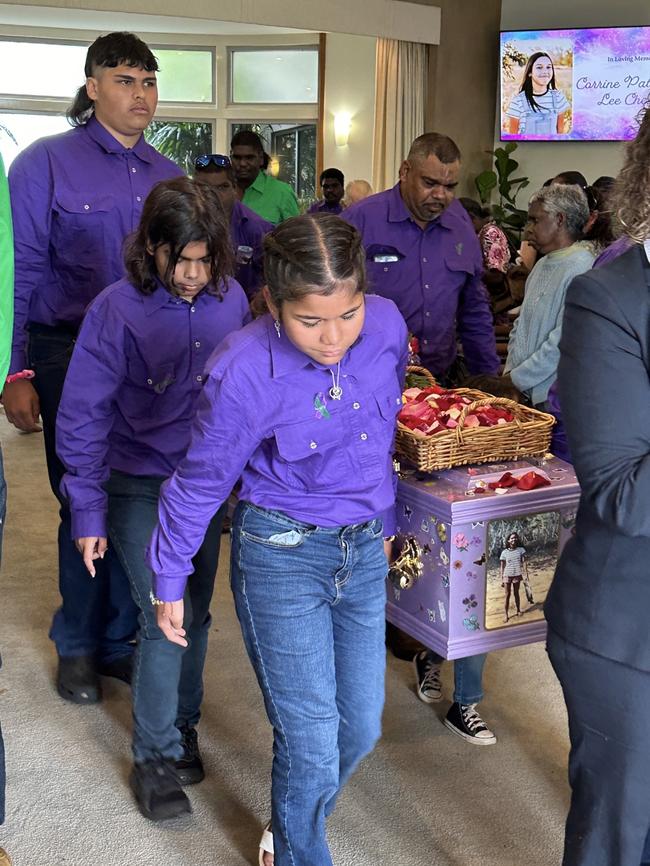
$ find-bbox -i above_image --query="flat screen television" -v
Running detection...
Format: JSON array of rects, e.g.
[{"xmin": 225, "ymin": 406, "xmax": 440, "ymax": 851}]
[{"xmin": 500, "ymin": 27, "xmax": 650, "ymax": 141}]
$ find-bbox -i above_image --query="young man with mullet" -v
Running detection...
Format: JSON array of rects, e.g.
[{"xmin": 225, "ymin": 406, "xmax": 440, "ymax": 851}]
[{"xmin": 4, "ymin": 32, "xmax": 182, "ymax": 707}]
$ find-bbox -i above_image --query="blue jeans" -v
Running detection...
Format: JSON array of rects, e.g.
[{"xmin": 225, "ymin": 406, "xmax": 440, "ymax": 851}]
[
  {"xmin": 28, "ymin": 324, "xmax": 138, "ymax": 662},
  {"xmin": 429, "ymin": 651, "xmax": 487, "ymax": 705},
  {"xmin": 0, "ymin": 446, "xmax": 6, "ymax": 824},
  {"xmin": 231, "ymin": 503, "xmax": 387, "ymax": 866},
  {"xmin": 106, "ymin": 471, "xmax": 225, "ymax": 763}
]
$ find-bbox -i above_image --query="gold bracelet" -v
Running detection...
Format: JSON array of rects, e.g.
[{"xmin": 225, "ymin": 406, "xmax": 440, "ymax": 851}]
[{"xmin": 149, "ymin": 591, "xmax": 166, "ymax": 606}]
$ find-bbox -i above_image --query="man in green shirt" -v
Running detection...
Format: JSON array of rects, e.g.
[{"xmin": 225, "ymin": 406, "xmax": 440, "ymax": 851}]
[
  {"xmin": 230, "ymin": 130, "xmax": 299, "ymax": 224},
  {"xmin": 0, "ymin": 154, "xmax": 14, "ymax": 866}
]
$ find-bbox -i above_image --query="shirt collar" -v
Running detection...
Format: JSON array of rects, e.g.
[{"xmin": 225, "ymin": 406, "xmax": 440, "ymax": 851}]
[
  {"xmin": 84, "ymin": 114, "xmax": 152, "ymax": 163},
  {"xmin": 142, "ymin": 279, "xmax": 212, "ymax": 315},
  {"xmin": 387, "ymin": 183, "xmax": 464, "ymax": 232},
  {"xmin": 644, "ymin": 239, "xmax": 650, "ymax": 264},
  {"xmin": 249, "ymin": 171, "xmax": 268, "ymax": 195},
  {"xmin": 269, "ymin": 296, "xmax": 385, "ymax": 380}
]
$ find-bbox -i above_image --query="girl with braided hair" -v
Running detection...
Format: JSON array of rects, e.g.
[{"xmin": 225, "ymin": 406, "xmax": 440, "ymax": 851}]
[{"xmin": 147, "ymin": 213, "xmax": 407, "ymax": 866}]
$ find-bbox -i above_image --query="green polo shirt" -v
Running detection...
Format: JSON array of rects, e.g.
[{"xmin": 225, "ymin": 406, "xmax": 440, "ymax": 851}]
[
  {"xmin": 0, "ymin": 155, "xmax": 13, "ymax": 387},
  {"xmin": 242, "ymin": 171, "xmax": 299, "ymax": 225}
]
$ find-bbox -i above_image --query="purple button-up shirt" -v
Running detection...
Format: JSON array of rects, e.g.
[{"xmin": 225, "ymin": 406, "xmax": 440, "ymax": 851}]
[
  {"xmin": 56, "ymin": 276, "xmax": 250, "ymax": 539},
  {"xmin": 343, "ymin": 185, "xmax": 499, "ymax": 377},
  {"xmin": 147, "ymin": 294, "xmax": 408, "ymax": 601},
  {"xmin": 7, "ymin": 115, "xmax": 183, "ymax": 371},
  {"xmin": 230, "ymin": 200, "xmax": 273, "ymax": 298},
  {"xmin": 308, "ymin": 200, "xmax": 344, "ymax": 215},
  {"xmin": 594, "ymin": 235, "xmax": 633, "ymax": 268}
]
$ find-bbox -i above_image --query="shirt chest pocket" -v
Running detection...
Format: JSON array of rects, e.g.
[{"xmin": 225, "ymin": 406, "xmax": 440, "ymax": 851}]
[
  {"xmin": 368, "ymin": 380, "xmax": 403, "ymax": 473},
  {"xmin": 53, "ymin": 192, "xmax": 117, "ymax": 255},
  {"xmin": 125, "ymin": 360, "xmax": 177, "ymax": 417},
  {"xmin": 444, "ymin": 252, "xmax": 476, "ymax": 293},
  {"xmin": 365, "ymin": 245, "xmax": 405, "ymax": 298},
  {"xmin": 273, "ymin": 416, "xmax": 350, "ymax": 491}
]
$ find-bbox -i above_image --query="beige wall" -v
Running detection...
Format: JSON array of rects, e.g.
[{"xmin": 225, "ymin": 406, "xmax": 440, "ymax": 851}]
[
  {"xmin": 425, "ymin": 0, "xmax": 503, "ymax": 196},
  {"xmin": 499, "ymin": 0, "xmax": 650, "ymax": 195},
  {"xmin": 4, "ymin": 0, "xmax": 441, "ymax": 44},
  {"xmin": 322, "ymin": 33, "xmax": 377, "ymax": 188}
]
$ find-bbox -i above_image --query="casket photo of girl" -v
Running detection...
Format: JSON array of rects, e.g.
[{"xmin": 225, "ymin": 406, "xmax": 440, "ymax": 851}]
[{"xmin": 484, "ymin": 512, "xmax": 561, "ymax": 629}]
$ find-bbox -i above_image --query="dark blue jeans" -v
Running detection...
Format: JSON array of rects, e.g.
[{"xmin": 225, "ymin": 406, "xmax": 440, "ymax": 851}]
[
  {"xmin": 28, "ymin": 324, "xmax": 137, "ymax": 662},
  {"xmin": 548, "ymin": 629, "xmax": 650, "ymax": 866},
  {"xmin": 429, "ymin": 652, "xmax": 487, "ymax": 704},
  {"xmin": 106, "ymin": 471, "xmax": 225, "ymax": 762},
  {"xmin": 0, "ymin": 445, "xmax": 6, "ymax": 824},
  {"xmin": 231, "ymin": 503, "xmax": 387, "ymax": 866}
]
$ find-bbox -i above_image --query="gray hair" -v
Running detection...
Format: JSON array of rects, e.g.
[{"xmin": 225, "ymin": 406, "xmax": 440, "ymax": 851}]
[{"xmin": 528, "ymin": 183, "xmax": 589, "ymax": 240}]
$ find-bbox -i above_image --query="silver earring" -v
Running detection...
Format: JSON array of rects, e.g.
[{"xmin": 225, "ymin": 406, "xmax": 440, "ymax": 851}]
[{"xmin": 274, "ymin": 319, "xmax": 281, "ymax": 339}]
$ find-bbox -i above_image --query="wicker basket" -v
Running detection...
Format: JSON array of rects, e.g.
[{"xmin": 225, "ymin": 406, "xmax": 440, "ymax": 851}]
[{"xmin": 396, "ymin": 366, "xmax": 555, "ymax": 471}]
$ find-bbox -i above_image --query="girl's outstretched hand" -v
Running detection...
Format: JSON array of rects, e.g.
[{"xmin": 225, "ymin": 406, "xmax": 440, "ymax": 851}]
[
  {"xmin": 156, "ymin": 600, "xmax": 187, "ymax": 647},
  {"xmin": 75, "ymin": 536, "xmax": 107, "ymax": 577}
]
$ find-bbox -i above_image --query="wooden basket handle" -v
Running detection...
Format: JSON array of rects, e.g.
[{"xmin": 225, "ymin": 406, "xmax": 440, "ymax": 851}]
[
  {"xmin": 454, "ymin": 397, "xmax": 523, "ymax": 444},
  {"xmin": 406, "ymin": 365, "xmax": 436, "ymax": 386}
]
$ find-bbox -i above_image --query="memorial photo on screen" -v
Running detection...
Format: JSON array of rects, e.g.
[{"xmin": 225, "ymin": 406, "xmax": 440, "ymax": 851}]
[
  {"xmin": 501, "ymin": 26, "xmax": 650, "ymax": 142},
  {"xmin": 484, "ymin": 511, "xmax": 560, "ymax": 630}
]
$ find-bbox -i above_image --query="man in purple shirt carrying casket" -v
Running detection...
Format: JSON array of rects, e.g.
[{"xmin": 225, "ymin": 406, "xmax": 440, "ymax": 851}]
[
  {"xmin": 344, "ymin": 133, "xmax": 500, "ymax": 746},
  {"xmin": 343, "ymin": 132, "xmax": 499, "ymax": 381},
  {"xmin": 193, "ymin": 153, "xmax": 273, "ymax": 299},
  {"xmin": 3, "ymin": 32, "xmax": 182, "ymax": 705}
]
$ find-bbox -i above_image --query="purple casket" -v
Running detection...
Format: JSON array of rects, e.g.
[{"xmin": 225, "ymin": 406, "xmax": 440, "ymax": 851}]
[{"xmin": 386, "ymin": 457, "xmax": 580, "ymax": 659}]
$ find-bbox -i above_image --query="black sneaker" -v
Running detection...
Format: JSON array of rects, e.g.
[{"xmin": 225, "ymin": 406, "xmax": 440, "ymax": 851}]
[
  {"xmin": 130, "ymin": 757, "xmax": 192, "ymax": 821},
  {"xmin": 444, "ymin": 702, "xmax": 497, "ymax": 745},
  {"xmin": 413, "ymin": 650, "xmax": 443, "ymax": 703},
  {"xmin": 175, "ymin": 726, "xmax": 205, "ymax": 786},
  {"xmin": 56, "ymin": 655, "xmax": 101, "ymax": 705}
]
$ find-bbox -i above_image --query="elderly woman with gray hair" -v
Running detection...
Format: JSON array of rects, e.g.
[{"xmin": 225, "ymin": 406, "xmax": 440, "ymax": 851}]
[{"xmin": 501, "ymin": 183, "xmax": 595, "ymax": 410}]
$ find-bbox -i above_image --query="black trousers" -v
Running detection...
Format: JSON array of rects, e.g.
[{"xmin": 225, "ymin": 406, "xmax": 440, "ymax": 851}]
[{"xmin": 547, "ymin": 629, "xmax": 650, "ymax": 866}]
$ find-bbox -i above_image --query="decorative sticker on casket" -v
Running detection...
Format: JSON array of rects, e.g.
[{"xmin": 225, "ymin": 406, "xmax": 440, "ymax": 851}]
[
  {"xmin": 463, "ymin": 615, "xmax": 480, "ymax": 631},
  {"xmin": 462, "ymin": 594, "xmax": 478, "ymax": 612},
  {"xmin": 453, "ymin": 532, "xmax": 469, "ymax": 551},
  {"xmin": 438, "ymin": 600, "xmax": 447, "ymax": 623}
]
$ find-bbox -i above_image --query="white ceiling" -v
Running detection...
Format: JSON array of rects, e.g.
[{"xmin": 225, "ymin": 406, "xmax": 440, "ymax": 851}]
[{"xmin": 0, "ymin": 3, "xmax": 312, "ymax": 34}]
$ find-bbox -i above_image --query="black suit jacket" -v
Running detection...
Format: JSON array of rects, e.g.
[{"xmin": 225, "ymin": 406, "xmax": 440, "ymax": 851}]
[{"xmin": 545, "ymin": 243, "xmax": 650, "ymax": 670}]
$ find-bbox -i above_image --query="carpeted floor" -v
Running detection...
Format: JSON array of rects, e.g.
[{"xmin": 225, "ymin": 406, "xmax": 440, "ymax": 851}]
[{"xmin": 0, "ymin": 414, "xmax": 569, "ymax": 865}]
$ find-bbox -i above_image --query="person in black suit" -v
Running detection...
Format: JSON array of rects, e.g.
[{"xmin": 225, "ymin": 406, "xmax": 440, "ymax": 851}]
[{"xmin": 545, "ymin": 107, "xmax": 650, "ymax": 866}]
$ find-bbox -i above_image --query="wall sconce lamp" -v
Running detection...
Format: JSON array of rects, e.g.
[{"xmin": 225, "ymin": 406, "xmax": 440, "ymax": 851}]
[{"xmin": 334, "ymin": 112, "xmax": 352, "ymax": 147}]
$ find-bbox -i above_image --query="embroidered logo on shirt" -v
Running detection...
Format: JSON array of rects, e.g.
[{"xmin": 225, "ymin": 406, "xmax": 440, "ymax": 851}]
[
  {"xmin": 455, "ymin": 242, "xmax": 463, "ymax": 256},
  {"xmin": 314, "ymin": 392, "xmax": 331, "ymax": 420}
]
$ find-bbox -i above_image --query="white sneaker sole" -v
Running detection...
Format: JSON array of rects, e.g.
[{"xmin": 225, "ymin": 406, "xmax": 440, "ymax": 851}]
[
  {"xmin": 412, "ymin": 656, "xmax": 443, "ymax": 703},
  {"xmin": 443, "ymin": 717, "xmax": 497, "ymax": 745}
]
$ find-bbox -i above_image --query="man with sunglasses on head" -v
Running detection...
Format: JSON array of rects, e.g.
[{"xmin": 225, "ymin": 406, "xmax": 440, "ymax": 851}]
[
  {"xmin": 230, "ymin": 130, "xmax": 299, "ymax": 225},
  {"xmin": 194, "ymin": 154, "xmax": 272, "ymax": 300},
  {"xmin": 4, "ymin": 32, "xmax": 182, "ymax": 706}
]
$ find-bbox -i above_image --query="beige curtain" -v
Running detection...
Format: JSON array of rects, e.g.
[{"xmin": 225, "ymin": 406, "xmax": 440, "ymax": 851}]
[{"xmin": 372, "ymin": 39, "xmax": 427, "ymax": 193}]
